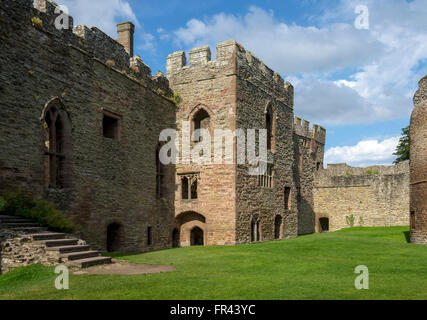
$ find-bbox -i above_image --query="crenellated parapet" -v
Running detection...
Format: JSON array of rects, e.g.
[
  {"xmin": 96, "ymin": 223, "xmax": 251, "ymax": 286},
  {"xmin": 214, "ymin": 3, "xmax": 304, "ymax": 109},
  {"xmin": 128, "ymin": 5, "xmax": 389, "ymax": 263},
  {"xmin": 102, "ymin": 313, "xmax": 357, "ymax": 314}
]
[
  {"xmin": 293, "ymin": 117, "xmax": 326, "ymax": 145},
  {"xmin": 18, "ymin": 0, "xmax": 172, "ymax": 97},
  {"xmin": 166, "ymin": 40, "xmax": 294, "ymax": 107}
]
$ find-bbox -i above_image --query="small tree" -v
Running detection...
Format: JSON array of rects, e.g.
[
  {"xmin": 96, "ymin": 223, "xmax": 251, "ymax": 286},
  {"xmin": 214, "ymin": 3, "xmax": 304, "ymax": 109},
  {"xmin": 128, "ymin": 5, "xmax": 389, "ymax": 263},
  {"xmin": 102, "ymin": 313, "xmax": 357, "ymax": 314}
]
[{"xmin": 393, "ymin": 126, "xmax": 410, "ymax": 164}]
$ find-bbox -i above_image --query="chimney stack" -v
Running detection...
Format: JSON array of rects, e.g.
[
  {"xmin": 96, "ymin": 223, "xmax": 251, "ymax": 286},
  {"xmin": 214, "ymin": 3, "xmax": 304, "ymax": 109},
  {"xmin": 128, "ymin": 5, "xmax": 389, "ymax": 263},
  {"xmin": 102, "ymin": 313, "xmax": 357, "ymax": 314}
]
[{"xmin": 117, "ymin": 22, "xmax": 135, "ymax": 57}]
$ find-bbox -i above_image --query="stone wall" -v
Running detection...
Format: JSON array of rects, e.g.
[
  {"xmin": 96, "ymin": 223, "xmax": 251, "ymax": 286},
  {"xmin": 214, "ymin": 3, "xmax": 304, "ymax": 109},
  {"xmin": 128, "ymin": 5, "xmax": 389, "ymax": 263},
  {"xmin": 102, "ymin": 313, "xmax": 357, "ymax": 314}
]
[
  {"xmin": 166, "ymin": 41, "xmax": 325, "ymax": 244},
  {"xmin": 293, "ymin": 118, "xmax": 326, "ymax": 235},
  {"xmin": 234, "ymin": 43, "xmax": 297, "ymax": 243},
  {"xmin": 167, "ymin": 42, "xmax": 238, "ymax": 246},
  {"xmin": 0, "ymin": 229, "xmax": 61, "ymax": 274},
  {"xmin": 410, "ymin": 76, "xmax": 427, "ymax": 244},
  {"xmin": 0, "ymin": 0, "xmax": 176, "ymax": 252},
  {"xmin": 313, "ymin": 162, "xmax": 410, "ymax": 232}
]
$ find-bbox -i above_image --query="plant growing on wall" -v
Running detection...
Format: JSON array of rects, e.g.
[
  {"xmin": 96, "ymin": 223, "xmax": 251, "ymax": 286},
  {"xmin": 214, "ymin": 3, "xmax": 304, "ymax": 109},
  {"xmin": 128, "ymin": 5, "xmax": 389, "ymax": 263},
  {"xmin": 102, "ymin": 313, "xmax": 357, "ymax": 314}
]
[
  {"xmin": 31, "ymin": 17, "xmax": 43, "ymax": 30},
  {"xmin": 359, "ymin": 216, "xmax": 364, "ymax": 226},
  {"xmin": 1, "ymin": 189, "xmax": 76, "ymax": 233},
  {"xmin": 346, "ymin": 214, "xmax": 355, "ymax": 227},
  {"xmin": 172, "ymin": 92, "xmax": 181, "ymax": 105}
]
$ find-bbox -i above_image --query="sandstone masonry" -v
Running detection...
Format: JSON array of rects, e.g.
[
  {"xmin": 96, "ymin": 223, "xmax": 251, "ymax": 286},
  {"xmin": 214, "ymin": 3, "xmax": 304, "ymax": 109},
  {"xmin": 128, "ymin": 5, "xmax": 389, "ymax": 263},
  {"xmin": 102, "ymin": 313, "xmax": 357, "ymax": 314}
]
[
  {"xmin": 313, "ymin": 162, "xmax": 410, "ymax": 232},
  {"xmin": 410, "ymin": 76, "xmax": 427, "ymax": 244},
  {"xmin": 0, "ymin": 0, "xmax": 412, "ymax": 255}
]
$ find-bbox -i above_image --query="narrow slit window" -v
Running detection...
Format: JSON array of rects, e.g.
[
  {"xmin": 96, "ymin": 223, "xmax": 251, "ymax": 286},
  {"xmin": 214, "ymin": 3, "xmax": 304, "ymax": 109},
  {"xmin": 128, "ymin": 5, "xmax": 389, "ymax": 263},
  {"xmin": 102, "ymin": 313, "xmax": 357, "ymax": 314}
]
[
  {"xmin": 284, "ymin": 187, "xmax": 291, "ymax": 210},
  {"xmin": 147, "ymin": 227, "xmax": 152, "ymax": 246}
]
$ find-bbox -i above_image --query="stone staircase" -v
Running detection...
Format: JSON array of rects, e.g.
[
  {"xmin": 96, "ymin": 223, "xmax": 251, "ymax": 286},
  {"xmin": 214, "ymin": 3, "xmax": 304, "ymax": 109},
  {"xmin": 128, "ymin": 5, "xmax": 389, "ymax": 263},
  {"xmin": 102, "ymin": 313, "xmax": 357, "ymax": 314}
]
[{"xmin": 0, "ymin": 214, "xmax": 112, "ymax": 268}]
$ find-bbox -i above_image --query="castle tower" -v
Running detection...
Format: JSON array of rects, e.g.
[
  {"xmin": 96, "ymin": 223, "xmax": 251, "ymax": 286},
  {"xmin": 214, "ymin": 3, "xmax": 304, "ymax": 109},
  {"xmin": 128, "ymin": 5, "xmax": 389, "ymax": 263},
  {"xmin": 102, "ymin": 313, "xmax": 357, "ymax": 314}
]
[{"xmin": 410, "ymin": 76, "xmax": 427, "ymax": 244}]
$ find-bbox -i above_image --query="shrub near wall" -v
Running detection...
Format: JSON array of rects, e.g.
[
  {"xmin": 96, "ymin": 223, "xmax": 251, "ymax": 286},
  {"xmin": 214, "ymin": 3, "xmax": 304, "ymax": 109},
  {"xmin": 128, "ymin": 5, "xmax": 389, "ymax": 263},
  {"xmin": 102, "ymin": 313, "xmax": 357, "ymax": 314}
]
[{"xmin": 0, "ymin": 190, "xmax": 76, "ymax": 233}]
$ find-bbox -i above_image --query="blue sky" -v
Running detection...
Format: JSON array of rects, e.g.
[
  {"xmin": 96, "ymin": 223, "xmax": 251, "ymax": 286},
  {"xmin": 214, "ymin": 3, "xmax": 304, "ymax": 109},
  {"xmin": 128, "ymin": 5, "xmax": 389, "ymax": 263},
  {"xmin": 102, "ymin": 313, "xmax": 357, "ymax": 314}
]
[{"xmin": 58, "ymin": 0, "xmax": 427, "ymax": 167}]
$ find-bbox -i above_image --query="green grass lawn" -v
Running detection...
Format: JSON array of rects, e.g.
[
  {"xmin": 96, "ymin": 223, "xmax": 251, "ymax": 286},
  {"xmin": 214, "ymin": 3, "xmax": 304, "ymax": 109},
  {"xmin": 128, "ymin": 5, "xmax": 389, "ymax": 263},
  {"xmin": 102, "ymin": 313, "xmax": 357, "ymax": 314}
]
[{"xmin": 0, "ymin": 227, "xmax": 426, "ymax": 300}]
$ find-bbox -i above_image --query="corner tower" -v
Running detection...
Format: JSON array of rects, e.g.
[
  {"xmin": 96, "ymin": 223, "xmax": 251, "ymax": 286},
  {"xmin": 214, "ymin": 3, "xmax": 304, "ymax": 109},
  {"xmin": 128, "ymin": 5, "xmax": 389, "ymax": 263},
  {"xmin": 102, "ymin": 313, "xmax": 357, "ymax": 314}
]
[{"xmin": 410, "ymin": 76, "xmax": 427, "ymax": 244}]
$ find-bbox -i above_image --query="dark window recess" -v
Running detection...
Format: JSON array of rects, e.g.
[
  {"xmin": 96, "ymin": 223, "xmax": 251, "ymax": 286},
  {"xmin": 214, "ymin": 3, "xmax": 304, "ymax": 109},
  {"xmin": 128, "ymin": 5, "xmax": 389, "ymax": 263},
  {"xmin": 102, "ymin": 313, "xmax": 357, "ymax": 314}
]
[
  {"xmin": 191, "ymin": 179, "xmax": 198, "ymax": 199},
  {"xmin": 193, "ymin": 109, "xmax": 210, "ymax": 142},
  {"xmin": 156, "ymin": 144, "xmax": 165, "ymax": 198},
  {"xmin": 266, "ymin": 112, "xmax": 273, "ymax": 151},
  {"xmin": 147, "ymin": 227, "xmax": 152, "ymax": 246},
  {"xmin": 182, "ymin": 177, "xmax": 189, "ymax": 200},
  {"xmin": 103, "ymin": 114, "xmax": 119, "ymax": 140},
  {"xmin": 181, "ymin": 174, "xmax": 199, "ymax": 200}
]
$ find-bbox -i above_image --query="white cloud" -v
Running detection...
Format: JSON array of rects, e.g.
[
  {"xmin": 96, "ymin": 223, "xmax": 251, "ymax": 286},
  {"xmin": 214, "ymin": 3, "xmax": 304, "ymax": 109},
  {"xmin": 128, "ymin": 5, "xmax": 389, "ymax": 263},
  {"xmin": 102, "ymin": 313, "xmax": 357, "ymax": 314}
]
[
  {"xmin": 169, "ymin": 1, "xmax": 427, "ymax": 125},
  {"xmin": 173, "ymin": 6, "xmax": 383, "ymax": 74},
  {"xmin": 58, "ymin": 0, "xmax": 140, "ymax": 37},
  {"xmin": 324, "ymin": 137, "xmax": 400, "ymax": 167}
]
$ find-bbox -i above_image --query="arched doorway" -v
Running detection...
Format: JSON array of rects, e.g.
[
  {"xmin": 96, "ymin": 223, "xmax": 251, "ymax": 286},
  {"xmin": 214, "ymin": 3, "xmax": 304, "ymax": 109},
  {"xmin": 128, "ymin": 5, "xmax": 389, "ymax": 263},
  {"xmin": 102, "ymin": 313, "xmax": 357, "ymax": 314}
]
[
  {"xmin": 190, "ymin": 227, "xmax": 204, "ymax": 246},
  {"xmin": 172, "ymin": 228, "xmax": 180, "ymax": 248},
  {"xmin": 274, "ymin": 215, "xmax": 282, "ymax": 240},
  {"xmin": 107, "ymin": 223, "xmax": 122, "ymax": 252},
  {"xmin": 319, "ymin": 218, "xmax": 329, "ymax": 233}
]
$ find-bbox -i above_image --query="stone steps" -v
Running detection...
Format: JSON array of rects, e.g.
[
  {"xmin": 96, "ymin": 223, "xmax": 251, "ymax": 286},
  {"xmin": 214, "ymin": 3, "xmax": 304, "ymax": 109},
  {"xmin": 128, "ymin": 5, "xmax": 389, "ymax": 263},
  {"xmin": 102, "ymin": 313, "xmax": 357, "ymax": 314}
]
[
  {"xmin": 11, "ymin": 226, "xmax": 48, "ymax": 232},
  {"xmin": 2, "ymin": 222, "xmax": 41, "ymax": 228},
  {"xmin": 69, "ymin": 256, "xmax": 112, "ymax": 268},
  {"xmin": 61, "ymin": 251, "xmax": 99, "ymax": 261},
  {"xmin": 41, "ymin": 238, "xmax": 79, "ymax": 247},
  {"xmin": 0, "ymin": 218, "xmax": 35, "ymax": 223},
  {"xmin": 47, "ymin": 245, "xmax": 91, "ymax": 254},
  {"xmin": 1, "ymin": 214, "xmax": 113, "ymax": 269},
  {"xmin": 29, "ymin": 233, "xmax": 66, "ymax": 241}
]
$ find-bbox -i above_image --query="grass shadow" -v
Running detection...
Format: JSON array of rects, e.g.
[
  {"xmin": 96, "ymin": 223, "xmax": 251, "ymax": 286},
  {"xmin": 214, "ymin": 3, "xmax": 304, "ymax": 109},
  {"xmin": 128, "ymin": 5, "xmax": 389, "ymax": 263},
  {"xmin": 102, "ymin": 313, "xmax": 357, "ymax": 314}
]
[{"xmin": 403, "ymin": 231, "xmax": 411, "ymax": 243}]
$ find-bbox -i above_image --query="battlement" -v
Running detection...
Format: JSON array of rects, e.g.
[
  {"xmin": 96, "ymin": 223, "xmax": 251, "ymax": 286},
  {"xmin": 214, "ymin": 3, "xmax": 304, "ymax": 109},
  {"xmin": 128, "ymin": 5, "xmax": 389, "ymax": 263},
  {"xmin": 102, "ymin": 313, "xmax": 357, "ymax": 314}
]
[
  {"xmin": 14, "ymin": 0, "xmax": 172, "ymax": 97},
  {"xmin": 166, "ymin": 40, "xmax": 294, "ymax": 106},
  {"xmin": 166, "ymin": 40, "xmax": 238, "ymax": 75},
  {"xmin": 294, "ymin": 117, "xmax": 326, "ymax": 145}
]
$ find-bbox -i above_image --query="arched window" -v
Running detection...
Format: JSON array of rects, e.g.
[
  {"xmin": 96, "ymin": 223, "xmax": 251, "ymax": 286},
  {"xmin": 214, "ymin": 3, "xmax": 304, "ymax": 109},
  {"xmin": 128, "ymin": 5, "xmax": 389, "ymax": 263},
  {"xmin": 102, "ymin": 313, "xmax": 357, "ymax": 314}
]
[
  {"xmin": 43, "ymin": 101, "xmax": 72, "ymax": 189},
  {"xmin": 156, "ymin": 144, "xmax": 165, "ymax": 198},
  {"xmin": 265, "ymin": 105, "xmax": 275, "ymax": 152},
  {"xmin": 192, "ymin": 108, "xmax": 210, "ymax": 142}
]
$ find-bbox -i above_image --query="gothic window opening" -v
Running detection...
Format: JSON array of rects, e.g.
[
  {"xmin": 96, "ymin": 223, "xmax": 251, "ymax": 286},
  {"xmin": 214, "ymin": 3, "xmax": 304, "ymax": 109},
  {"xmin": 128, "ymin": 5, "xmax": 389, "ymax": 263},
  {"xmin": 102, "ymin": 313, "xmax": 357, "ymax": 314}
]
[
  {"xmin": 258, "ymin": 163, "xmax": 274, "ymax": 188},
  {"xmin": 182, "ymin": 177, "xmax": 189, "ymax": 200},
  {"xmin": 44, "ymin": 105, "xmax": 71, "ymax": 189},
  {"xmin": 266, "ymin": 106, "xmax": 275, "ymax": 152},
  {"xmin": 192, "ymin": 109, "xmax": 210, "ymax": 143},
  {"xmin": 156, "ymin": 144, "xmax": 166, "ymax": 198},
  {"xmin": 180, "ymin": 173, "xmax": 200, "ymax": 200}
]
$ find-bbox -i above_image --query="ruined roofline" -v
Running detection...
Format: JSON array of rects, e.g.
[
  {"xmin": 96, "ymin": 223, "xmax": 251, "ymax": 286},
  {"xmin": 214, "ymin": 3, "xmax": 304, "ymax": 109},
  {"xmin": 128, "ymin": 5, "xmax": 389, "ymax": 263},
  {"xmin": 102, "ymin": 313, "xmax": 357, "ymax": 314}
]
[
  {"xmin": 322, "ymin": 161, "xmax": 409, "ymax": 176},
  {"xmin": 294, "ymin": 117, "xmax": 326, "ymax": 145},
  {"xmin": 30, "ymin": 0, "xmax": 171, "ymax": 95},
  {"xmin": 414, "ymin": 75, "xmax": 427, "ymax": 107},
  {"xmin": 166, "ymin": 40, "xmax": 294, "ymax": 100}
]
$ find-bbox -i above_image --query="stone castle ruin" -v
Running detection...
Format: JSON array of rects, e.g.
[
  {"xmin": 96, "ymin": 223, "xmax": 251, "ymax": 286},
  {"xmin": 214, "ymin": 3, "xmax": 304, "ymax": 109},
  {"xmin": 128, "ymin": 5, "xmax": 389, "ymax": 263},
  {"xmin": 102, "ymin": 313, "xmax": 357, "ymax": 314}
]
[{"xmin": 0, "ymin": 0, "xmax": 422, "ymax": 253}]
